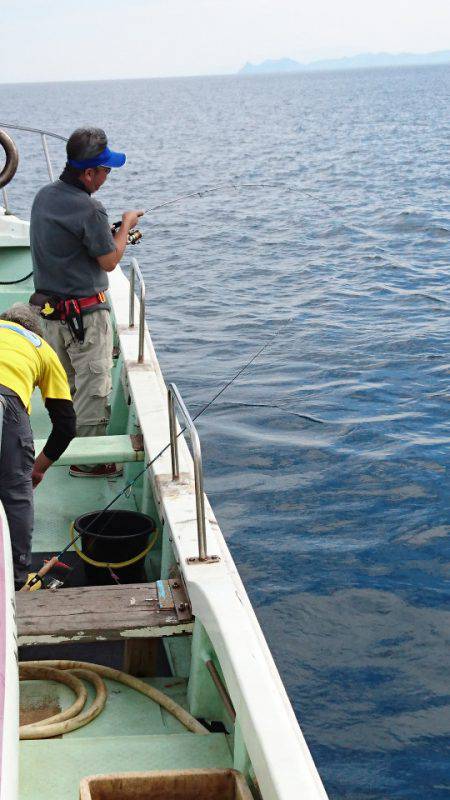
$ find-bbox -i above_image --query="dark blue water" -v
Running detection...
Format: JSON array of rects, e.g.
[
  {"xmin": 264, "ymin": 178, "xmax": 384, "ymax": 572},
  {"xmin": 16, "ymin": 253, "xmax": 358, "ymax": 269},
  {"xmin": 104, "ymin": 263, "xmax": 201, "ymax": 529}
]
[{"xmin": 2, "ymin": 66, "xmax": 450, "ymax": 799}]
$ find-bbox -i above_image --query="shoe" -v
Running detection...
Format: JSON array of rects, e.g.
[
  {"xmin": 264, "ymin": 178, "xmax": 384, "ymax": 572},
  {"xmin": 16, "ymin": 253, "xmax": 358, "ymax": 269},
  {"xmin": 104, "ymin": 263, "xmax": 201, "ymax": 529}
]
[{"xmin": 69, "ymin": 463, "xmax": 123, "ymax": 478}]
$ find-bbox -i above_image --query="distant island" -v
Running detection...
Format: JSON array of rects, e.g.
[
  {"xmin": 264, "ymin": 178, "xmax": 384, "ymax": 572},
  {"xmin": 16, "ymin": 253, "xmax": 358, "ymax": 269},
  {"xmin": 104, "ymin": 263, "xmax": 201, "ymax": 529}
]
[{"xmin": 239, "ymin": 50, "xmax": 450, "ymax": 75}]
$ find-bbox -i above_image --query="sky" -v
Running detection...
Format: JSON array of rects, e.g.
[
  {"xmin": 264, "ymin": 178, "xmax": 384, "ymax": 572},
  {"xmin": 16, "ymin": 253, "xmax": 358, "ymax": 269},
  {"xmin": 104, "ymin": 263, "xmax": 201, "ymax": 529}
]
[{"xmin": 1, "ymin": 0, "xmax": 450, "ymax": 84}]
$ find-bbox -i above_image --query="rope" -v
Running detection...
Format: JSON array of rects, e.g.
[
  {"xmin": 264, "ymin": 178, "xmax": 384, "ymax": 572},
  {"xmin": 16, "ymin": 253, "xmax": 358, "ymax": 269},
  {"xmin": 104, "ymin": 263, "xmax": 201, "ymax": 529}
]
[{"xmin": 0, "ymin": 271, "xmax": 33, "ymax": 286}]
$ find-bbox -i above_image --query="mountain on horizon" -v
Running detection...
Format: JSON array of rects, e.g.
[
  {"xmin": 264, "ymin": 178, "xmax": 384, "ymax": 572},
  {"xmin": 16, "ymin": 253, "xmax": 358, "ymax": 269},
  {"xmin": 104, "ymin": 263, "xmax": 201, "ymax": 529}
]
[{"xmin": 239, "ymin": 50, "xmax": 450, "ymax": 75}]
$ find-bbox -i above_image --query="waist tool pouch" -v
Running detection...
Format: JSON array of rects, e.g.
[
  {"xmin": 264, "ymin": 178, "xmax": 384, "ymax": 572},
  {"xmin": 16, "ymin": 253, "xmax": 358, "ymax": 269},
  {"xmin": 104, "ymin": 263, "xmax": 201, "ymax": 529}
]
[{"xmin": 29, "ymin": 291, "xmax": 61, "ymax": 321}]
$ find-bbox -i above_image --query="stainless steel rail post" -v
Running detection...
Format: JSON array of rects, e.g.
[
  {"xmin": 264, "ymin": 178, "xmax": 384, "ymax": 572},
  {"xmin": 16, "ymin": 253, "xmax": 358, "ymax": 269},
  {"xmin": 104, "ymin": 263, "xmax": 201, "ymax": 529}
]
[
  {"xmin": 128, "ymin": 257, "xmax": 146, "ymax": 363},
  {"xmin": 1, "ymin": 188, "xmax": 9, "ymax": 214},
  {"xmin": 167, "ymin": 383, "xmax": 219, "ymax": 564},
  {"xmin": 41, "ymin": 133, "xmax": 54, "ymax": 181}
]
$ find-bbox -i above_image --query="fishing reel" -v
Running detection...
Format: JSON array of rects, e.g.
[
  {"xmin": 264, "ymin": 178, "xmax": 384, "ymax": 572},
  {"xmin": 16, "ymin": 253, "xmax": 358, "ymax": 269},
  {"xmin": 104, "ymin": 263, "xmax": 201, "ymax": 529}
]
[
  {"xmin": 127, "ymin": 229, "xmax": 143, "ymax": 245},
  {"xmin": 111, "ymin": 221, "xmax": 143, "ymax": 245}
]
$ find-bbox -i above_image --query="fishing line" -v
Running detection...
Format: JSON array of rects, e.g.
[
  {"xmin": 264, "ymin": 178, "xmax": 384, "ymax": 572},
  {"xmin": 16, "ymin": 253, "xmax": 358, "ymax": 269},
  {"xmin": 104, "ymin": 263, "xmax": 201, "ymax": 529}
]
[
  {"xmin": 29, "ymin": 318, "xmax": 290, "ymax": 588},
  {"xmin": 143, "ymin": 181, "xmax": 412, "ymax": 272},
  {"xmin": 210, "ymin": 401, "xmax": 325, "ymax": 425},
  {"xmin": 25, "ymin": 178, "xmax": 421, "ymax": 587},
  {"xmin": 0, "ymin": 121, "xmax": 424, "ymax": 270},
  {"xmin": 0, "ymin": 120, "xmax": 417, "ymax": 270}
]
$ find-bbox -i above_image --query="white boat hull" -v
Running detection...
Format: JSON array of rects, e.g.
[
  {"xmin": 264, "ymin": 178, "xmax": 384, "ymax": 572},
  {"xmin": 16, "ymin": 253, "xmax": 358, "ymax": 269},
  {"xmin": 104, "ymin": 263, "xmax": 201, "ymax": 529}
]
[{"xmin": 0, "ymin": 504, "xmax": 18, "ymax": 800}]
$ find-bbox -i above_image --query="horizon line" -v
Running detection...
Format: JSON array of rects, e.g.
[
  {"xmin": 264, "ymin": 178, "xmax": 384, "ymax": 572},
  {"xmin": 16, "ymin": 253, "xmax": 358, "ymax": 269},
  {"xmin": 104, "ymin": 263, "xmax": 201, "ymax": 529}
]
[{"xmin": 2, "ymin": 49, "xmax": 450, "ymax": 87}]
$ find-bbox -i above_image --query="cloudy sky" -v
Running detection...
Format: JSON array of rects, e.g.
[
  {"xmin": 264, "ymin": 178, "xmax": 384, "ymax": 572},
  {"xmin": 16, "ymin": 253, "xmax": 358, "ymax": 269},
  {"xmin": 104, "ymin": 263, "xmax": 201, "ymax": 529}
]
[{"xmin": 2, "ymin": 0, "xmax": 450, "ymax": 83}]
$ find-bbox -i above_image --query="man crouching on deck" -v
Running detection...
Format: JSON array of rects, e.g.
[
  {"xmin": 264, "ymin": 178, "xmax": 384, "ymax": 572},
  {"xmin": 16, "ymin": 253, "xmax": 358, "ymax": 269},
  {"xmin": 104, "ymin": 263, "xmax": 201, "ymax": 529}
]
[
  {"xmin": 0, "ymin": 304, "xmax": 76, "ymax": 590},
  {"xmin": 29, "ymin": 126, "xmax": 143, "ymax": 478}
]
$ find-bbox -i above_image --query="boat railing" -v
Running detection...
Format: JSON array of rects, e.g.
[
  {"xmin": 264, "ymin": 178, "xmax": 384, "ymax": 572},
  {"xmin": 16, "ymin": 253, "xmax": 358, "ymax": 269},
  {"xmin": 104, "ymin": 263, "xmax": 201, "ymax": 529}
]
[
  {"xmin": 128, "ymin": 257, "xmax": 146, "ymax": 364},
  {"xmin": 168, "ymin": 382, "xmax": 210, "ymax": 561},
  {"xmin": 0, "ymin": 122, "xmax": 67, "ymax": 213}
]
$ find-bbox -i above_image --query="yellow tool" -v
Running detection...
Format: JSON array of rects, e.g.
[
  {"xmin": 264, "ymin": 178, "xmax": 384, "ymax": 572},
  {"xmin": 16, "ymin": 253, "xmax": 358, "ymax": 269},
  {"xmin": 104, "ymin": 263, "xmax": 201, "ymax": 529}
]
[{"xmin": 24, "ymin": 573, "xmax": 42, "ymax": 591}]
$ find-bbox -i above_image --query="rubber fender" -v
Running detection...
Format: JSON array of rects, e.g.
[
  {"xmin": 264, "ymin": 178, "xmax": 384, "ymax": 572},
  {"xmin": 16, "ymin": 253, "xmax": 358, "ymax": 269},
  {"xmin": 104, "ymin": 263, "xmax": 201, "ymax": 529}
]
[{"xmin": 0, "ymin": 130, "xmax": 19, "ymax": 189}]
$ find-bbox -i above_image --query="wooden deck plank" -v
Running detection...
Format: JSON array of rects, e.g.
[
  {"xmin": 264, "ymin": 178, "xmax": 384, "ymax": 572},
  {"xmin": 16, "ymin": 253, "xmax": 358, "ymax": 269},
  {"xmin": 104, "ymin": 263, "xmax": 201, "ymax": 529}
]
[{"xmin": 16, "ymin": 581, "xmax": 194, "ymax": 646}]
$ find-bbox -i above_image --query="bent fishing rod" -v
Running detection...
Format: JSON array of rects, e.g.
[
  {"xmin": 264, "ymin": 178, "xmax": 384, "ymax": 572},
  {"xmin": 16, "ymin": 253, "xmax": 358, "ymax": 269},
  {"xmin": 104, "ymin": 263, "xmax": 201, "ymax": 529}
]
[
  {"xmin": 24, "ymin": 319, "xmax": 290, "ymax": 590},
  {"xmin": 0, "ymin": 120, "xmax": 419, "ymax": 269},
  {"xmin": 141, "ymin": 179, "xmax": 386, "ymax": 242},
  {"xmin": 0, "ymin": 119, "xmax": 413, "ymax": 270},
  {"xmin": 114, "ymin": 179, "xmax": 413, "ymax": 274}
]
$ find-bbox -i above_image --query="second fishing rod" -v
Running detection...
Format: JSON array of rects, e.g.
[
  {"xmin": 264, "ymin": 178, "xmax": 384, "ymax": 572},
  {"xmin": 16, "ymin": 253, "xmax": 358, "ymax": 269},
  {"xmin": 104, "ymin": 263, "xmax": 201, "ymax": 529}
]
[
  {"xmin": 24, "ymin": 319, "xmax": 290, "ymax": 591},
  {"xmin": 26, "ymin": 178, "xmax": 407, "ymax": 591},
  {"xmin": 23, "ymin": 176, "xmax": 411, "ymax": 591}
]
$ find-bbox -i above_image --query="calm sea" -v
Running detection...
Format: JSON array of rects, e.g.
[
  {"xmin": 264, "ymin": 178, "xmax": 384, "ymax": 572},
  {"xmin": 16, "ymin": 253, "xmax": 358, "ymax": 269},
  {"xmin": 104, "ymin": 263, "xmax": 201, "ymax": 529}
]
[{"xmin": 1, "ymin": 65, "xmax": 450, "ymax": 799}]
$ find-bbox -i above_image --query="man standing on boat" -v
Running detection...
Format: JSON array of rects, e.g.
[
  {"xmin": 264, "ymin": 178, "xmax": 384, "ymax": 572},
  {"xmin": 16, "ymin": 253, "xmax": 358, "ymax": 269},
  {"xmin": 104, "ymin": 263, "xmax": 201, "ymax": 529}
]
[
  {"xmin": 29, "ymin": 127, "xmax": 143, "ymax": 478},
  {"xmin": 0, "ymin": 304, "xmax": 76, "ymax": 590}
]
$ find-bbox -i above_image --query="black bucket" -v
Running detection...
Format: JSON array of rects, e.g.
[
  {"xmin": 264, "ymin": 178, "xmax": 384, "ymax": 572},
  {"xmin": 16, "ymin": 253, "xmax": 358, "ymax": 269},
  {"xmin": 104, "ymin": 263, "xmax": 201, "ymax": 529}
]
[{"xmin": 74, "ymin": 510, "xmax": 156, "ymax": 586}]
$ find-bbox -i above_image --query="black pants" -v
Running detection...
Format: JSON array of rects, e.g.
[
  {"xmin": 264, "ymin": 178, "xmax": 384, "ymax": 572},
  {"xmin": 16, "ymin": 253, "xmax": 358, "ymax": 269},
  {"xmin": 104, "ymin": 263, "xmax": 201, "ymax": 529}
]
[{"xmin": 0, "ymin": 394, "xmax": 34, "ymax": 588}]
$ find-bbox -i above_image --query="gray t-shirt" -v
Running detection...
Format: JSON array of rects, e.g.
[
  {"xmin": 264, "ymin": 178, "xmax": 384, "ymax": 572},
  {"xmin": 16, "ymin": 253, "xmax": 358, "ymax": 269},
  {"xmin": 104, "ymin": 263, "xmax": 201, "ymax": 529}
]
[{"xmin": 30, "ymin": 180, "xmax": 116, "ymax": 298}]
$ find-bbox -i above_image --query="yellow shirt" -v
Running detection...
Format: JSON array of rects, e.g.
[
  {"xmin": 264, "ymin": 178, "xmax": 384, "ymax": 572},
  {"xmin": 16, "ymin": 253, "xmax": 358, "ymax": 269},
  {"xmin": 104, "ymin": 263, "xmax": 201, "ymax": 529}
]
[{"xmin": 0, "ymin": 322, "xmax": 71, "ymax": 413}]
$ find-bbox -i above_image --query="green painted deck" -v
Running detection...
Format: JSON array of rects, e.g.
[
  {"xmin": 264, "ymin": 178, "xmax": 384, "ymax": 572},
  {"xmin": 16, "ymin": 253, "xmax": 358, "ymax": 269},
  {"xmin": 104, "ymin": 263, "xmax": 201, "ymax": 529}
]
[
  {"xmin": 20, "ymin": 676, "xmax": 231, "ymax": 799},
  {"xmin": 20, "ymin": 733, "xmax": 232, "ymax": 799},
  {"xmin": 20, "ymin": 394, "xmax": 233, "ymax": 799}
]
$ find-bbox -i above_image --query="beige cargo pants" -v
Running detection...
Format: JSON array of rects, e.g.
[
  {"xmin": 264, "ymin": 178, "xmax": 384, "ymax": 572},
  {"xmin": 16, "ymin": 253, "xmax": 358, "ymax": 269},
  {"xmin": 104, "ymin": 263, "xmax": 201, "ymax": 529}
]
[{"xmin": 43, "ymin": 310, "xmax": 113, "ymax": 438}]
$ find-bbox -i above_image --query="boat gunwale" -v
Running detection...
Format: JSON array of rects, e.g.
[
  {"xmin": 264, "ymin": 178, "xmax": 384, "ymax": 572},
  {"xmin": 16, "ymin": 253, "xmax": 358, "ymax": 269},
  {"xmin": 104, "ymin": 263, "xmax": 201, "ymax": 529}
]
[{"xmin": 108, "ymin": 265, "xmax": 328, "ymax": 800}]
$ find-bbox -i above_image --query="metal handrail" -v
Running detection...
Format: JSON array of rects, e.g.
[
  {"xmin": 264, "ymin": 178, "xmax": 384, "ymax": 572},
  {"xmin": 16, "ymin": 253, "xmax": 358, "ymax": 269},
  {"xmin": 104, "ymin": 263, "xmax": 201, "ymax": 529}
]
[
  {"xmin": 128, "ymin": 257, "xmax": 146, "ymax": 363},
  {"xmin": 0, "ymin": 122, "xmax": 66, "ymax": 187},
  {"xmin": 168, "ymin": 383, "xmax": 208, "ymax": 560},
  {"xmin": 0, "ymin": 123, "xmax": 67, "ymax": 142}
]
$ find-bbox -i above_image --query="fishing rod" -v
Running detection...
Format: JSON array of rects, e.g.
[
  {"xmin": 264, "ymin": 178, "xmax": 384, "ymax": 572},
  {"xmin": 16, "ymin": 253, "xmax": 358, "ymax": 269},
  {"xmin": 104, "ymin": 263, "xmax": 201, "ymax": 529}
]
[
  {"xmin": 117, "ymin": 179, "xmax": 417, "ymax": 273},
  {"xmin": 0, "ymin": 120, "xmax": 423, "ymax": 268},
  {"xmin": 24, "ymin": 319, "xmax": 290, "ymax": 590},
  {"xmin": 0, "ymin": 116, "xmax": 416, "ymax": 268}
]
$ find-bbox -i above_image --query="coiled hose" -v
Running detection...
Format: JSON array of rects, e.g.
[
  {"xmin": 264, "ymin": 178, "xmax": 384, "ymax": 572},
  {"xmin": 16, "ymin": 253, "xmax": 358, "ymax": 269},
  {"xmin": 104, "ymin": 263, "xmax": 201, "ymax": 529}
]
[{"xmin": 19, "ymin": 660, "xmax": 209, "ymax": 739}]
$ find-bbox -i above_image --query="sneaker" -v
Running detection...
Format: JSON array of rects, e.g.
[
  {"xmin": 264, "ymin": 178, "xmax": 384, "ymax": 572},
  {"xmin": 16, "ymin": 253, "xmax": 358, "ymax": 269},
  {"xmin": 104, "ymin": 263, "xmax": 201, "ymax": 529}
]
[{"xmin": 69, "ymin": 463, "xmax": 123, "ymax": 478}]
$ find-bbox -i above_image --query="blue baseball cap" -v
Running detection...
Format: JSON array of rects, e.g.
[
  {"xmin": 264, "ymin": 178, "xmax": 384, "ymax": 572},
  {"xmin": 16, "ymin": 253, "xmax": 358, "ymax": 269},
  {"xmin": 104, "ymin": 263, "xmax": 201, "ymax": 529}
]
[{"xmin": 68, "ymin": 145, "xmax": 126, "ymax": 170}]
